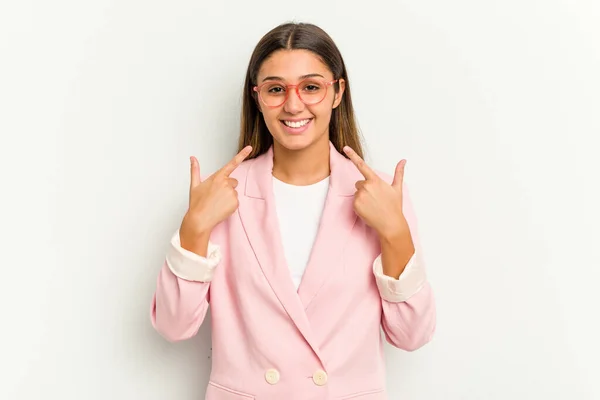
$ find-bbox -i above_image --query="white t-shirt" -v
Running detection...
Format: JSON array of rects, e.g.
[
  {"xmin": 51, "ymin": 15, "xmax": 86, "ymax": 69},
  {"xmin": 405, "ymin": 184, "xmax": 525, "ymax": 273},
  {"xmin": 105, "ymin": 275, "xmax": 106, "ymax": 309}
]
[{"xmin": 272, "ymin": 175, "xmax": 330, "ymax": 290}]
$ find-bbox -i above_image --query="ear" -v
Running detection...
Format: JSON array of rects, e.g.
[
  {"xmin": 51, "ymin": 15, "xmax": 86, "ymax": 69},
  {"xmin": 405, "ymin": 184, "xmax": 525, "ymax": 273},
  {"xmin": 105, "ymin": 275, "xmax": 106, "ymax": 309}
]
[
  {"xmin": 253, "ymin": 93, "xmax": 263, "ymax": 113},
  {"xmin": 250, "ymin": 84, "xmax": 263, "ymax": 113},
  {"xmin": 332, "ymin": 78, "xmax": 346, "ymax": 109}
]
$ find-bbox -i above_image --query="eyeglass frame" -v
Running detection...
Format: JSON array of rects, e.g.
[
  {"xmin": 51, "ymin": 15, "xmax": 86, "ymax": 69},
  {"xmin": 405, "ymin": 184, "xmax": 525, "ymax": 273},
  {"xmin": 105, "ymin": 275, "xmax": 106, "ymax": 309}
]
[{"xmin": 252, "ymin": 78, "xmax": 340, "ymax": 108}]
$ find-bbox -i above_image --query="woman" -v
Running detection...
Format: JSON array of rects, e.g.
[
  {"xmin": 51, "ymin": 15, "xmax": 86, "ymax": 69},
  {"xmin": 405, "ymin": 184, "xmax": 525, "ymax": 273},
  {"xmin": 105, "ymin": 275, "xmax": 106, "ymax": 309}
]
[{"xmin": 151, "ymin": 22, "xmax": 435, "ymax": 400}]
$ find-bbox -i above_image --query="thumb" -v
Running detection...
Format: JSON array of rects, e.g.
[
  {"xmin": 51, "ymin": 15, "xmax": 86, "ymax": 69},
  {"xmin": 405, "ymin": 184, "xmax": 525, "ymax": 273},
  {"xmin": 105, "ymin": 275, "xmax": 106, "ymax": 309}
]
[
  {"xmin": 190, "ymin": 156, "xmax": 201, "ymax": 189},
  {"xmin": 392, "ymin": 159, "xmax": 406, "ymax": 189}
]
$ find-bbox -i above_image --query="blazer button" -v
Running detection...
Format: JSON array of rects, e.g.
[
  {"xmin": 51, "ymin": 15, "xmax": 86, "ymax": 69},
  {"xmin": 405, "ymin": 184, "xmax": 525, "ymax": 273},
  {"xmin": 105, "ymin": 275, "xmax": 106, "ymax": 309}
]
[
  {"xmin": 265, "ymin": 368, "xmax": 280, "ymax": 385},
  {"xmin": 312, "ymin": 369, "xmax": 328, "ymax": 386}
]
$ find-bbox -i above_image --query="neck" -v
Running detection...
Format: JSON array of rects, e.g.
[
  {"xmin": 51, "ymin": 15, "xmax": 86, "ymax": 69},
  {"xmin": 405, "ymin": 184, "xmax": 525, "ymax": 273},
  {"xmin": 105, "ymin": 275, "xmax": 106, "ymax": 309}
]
[{"xmin": 272, "ymin": 138, "xmax": 330, "ymax": 186}]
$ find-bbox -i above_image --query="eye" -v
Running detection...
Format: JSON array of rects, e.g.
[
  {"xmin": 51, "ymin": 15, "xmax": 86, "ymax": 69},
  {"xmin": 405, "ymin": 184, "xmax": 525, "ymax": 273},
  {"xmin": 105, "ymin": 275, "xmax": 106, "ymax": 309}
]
[
  {"xmin": 301, "ymin": 80, "xmax": 324, "ymax": 92},
  {"xmin": 267, "ymin": 85, "xmax": 285, "ymax": 94}
]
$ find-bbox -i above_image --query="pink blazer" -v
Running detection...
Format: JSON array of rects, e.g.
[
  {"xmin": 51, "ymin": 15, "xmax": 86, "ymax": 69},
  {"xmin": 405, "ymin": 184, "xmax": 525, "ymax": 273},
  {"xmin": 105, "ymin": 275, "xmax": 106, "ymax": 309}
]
[{"xmin": 151, "ymin": 142, "xmax": 436, "ymax": 400}]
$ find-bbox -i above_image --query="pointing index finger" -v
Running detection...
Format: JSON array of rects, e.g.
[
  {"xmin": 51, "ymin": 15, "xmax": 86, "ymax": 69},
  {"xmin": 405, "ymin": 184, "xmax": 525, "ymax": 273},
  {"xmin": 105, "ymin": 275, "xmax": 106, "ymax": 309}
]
[
  {"xmin": 343, "ymin": 146, "xmax": 377, "ymax": 180},
  {"xmin": 218, "ymin": 145, "xmax": 253, "ymax": 177}
]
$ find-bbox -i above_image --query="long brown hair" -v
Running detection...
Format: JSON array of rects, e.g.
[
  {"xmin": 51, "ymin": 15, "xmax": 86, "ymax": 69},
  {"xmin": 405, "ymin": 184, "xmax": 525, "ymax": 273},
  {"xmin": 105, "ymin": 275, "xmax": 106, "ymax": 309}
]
[{"xmin": 238, "ymin": 22, "xmax": 364, "ymax": 159}]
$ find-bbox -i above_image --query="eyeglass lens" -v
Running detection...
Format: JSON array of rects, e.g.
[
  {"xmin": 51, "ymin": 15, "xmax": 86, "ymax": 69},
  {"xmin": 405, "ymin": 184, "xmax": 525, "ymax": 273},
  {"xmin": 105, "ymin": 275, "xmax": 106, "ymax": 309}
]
[{"xmin": 259, "ymin": 79, "xmax": 329, "ymax": 107}]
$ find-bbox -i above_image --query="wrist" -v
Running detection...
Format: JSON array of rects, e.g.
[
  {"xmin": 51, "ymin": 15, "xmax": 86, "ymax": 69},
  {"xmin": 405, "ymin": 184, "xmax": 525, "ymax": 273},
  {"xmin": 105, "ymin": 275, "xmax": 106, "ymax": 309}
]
[
  {"xmin": 179, "ymin": 216, "xmax": 213, "ymax": 257},
  {"xmin": 378, "ymin": 215, "xmax": 409, "ymax": 243},
  {"xmin": 180, "ymin": 231, "xmax": 211, "ymax": 257}
]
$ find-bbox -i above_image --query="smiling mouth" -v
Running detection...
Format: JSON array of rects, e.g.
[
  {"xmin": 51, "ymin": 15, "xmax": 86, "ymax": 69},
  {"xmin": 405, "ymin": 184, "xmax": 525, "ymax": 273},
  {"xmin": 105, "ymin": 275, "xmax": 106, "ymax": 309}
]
[{"xmin": 281, "ymin": 118, "xmax": 313, "ymax": 128}]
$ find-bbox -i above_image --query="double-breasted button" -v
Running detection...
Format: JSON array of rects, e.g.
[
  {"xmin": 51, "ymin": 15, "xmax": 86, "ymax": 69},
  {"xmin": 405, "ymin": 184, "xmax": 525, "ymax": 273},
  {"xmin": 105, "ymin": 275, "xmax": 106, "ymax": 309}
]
[
  {"xmin": 312, "ymin": 369, "xmax": 328, "ymax": 386},
  {"xmin": 265, "ymin": 368, "xmax": 280, "ymax": 385}
]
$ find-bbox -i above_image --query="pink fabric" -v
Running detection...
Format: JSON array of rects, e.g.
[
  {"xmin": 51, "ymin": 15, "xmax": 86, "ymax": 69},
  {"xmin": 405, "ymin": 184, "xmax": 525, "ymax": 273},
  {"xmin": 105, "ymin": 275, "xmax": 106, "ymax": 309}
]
[{"xmin": 151, "ymin": 142, "xmax": 436, "ymax": 400}]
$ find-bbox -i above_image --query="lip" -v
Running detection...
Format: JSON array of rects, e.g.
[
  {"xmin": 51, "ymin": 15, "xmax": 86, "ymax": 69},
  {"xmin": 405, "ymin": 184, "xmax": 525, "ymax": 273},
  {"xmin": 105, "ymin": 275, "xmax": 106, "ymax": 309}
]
[{"xmin": 280, "ymin": 118, "xmax": 313, "ymax": 135}]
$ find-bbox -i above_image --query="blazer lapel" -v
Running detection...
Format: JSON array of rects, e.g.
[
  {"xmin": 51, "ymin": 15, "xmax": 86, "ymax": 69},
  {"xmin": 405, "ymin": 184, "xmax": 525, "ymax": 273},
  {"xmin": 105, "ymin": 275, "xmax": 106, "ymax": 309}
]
[
  {"xmin": 297, "ymin": 142, "xmax": 362, "ymax": 309},
  {"xmin": 237, "ymin": 142, "xmax": 362, "ymax": 362},
  {"xmin": 237, "ymin": 146, "xmax": 323, "ymax": 361}
]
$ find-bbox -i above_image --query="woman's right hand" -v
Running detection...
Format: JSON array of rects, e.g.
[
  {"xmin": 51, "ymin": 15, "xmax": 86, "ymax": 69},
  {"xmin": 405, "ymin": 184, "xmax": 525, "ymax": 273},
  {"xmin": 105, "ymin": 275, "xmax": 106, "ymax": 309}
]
[{"xmin": 179, "ymin": 145, "xmax": 252, "ymax": 255}]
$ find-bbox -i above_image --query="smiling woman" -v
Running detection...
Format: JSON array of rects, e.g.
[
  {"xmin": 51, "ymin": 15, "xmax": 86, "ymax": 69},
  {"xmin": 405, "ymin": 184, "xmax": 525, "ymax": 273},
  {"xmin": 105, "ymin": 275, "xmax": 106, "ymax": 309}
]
[
  {"xmin": 150, "ymin": 22, "xmax": 436, "ymax": 400},
  {"xmin": 251, "ymin": 49, "xmax": 343, "ymax": 157},
  {"xmin": 238, "ymin": 23, "xmax": 363, "ymax": 166}
]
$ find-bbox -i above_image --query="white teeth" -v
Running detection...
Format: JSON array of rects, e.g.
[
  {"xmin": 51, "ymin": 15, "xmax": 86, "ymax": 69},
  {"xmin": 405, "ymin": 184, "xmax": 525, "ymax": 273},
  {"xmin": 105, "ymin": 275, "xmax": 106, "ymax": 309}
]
[{"xmin": 283, "ymin": 119, "xmax": 310, "ymax": 128}]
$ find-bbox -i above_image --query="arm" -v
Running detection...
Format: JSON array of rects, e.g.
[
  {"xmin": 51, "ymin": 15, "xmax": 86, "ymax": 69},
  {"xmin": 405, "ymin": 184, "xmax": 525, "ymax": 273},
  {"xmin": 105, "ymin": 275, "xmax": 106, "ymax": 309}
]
[
  {"xmin": 373, "ymin": 184, "xmax": 436, "ymax": 351},
  {"xmin": 150, "ymin": 229, "xmax": 222, "ymax": 342},
  {"xmin": 375, "ymin": 254, "xmax": 436, "ymax": 351},
  {"xmin": 151, "ymin": 147, "xmax": 249, "ymax": 342},
  {"xmin": 341, "ymin": 147, "xmax": 436, "ymax": 351}
]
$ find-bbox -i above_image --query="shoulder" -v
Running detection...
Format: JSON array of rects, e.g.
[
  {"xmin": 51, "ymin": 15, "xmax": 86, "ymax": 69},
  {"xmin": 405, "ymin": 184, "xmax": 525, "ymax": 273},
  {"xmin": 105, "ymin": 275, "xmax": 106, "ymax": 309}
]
[
  {"xmin": 229, "ymin": 157, "xmax": 255, "ymax": 179},
  {"xmin": 229, "ymin": 155, "xmax": 262, "ymax": 195}
]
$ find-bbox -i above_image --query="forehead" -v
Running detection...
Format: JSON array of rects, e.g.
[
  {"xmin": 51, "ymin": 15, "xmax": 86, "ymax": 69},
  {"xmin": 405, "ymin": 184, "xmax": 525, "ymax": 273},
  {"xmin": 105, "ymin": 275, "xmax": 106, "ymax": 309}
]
[{"xmin": 257, "ymin": 49, "xmax": 332, "ymax": 81}]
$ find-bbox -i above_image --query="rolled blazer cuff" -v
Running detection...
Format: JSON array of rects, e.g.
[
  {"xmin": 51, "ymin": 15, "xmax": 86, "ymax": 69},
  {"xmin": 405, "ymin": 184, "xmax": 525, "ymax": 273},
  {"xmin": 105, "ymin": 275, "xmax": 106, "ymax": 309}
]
[
  {"xmin": 166, "ymin": 230, "xmax": 222, "ymax": 282},
  {"xmin": 373, "ymin": 252, "xmax": 427, "ymax": 302}
]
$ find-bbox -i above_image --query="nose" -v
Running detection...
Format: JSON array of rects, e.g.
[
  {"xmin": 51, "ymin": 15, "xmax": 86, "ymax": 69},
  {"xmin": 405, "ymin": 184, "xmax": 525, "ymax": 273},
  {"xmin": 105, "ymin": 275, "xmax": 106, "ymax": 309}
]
[{"xmin": 283, "ymin": 87, "xmax": 305, "ymax": 114}]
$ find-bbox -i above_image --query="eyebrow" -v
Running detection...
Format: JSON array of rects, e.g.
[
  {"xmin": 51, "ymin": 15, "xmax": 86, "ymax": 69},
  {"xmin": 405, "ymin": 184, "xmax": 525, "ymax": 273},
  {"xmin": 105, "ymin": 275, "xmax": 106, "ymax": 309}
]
[{"xmin": 261, "ymin": 73, "xmax": 325, "ymax": 82}]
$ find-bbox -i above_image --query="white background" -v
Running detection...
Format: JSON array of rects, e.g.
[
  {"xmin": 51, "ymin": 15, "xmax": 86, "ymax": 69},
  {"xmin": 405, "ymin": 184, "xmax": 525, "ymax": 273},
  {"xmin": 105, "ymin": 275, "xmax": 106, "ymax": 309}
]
[{"xmin": 1, "ymin": 0, "xmax": 599, "ymax": 399}]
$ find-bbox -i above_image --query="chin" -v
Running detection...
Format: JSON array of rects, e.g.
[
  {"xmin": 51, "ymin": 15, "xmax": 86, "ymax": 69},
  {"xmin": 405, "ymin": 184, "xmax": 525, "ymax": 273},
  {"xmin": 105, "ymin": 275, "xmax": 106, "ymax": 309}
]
[{"xmin": 273, "ymin": 133, "xmax": 319, "ymax": 152}]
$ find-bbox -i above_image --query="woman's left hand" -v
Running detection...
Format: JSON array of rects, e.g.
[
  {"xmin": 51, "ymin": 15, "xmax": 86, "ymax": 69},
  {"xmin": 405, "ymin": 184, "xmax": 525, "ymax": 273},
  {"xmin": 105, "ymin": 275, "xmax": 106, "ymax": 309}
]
[{"xmin": 343, "ymin": 146, "xmax": 409, "ymax": 239}]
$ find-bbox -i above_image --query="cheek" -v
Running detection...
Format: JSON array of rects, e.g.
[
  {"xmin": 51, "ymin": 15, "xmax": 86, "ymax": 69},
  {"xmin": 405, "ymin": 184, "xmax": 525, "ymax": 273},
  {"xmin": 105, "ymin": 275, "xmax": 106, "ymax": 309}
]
[
  {"xmin": 310, "ymin": 103, "xmax": 333, "ymax": 122},
  {"xmin": 312, "ymin": 92, "xmax": 337, "ymax": 119},
  {"xmin": 262, "ymin": 109, "xmax": 280, "ymax": 125}
]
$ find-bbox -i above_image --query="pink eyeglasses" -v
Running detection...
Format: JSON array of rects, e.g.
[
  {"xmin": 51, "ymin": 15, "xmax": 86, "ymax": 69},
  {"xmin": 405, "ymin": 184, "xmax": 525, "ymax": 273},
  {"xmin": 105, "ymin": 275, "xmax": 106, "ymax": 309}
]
[{"xmin": 253, "ymin": 78, "xmax": 338, "ymax": 108}]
